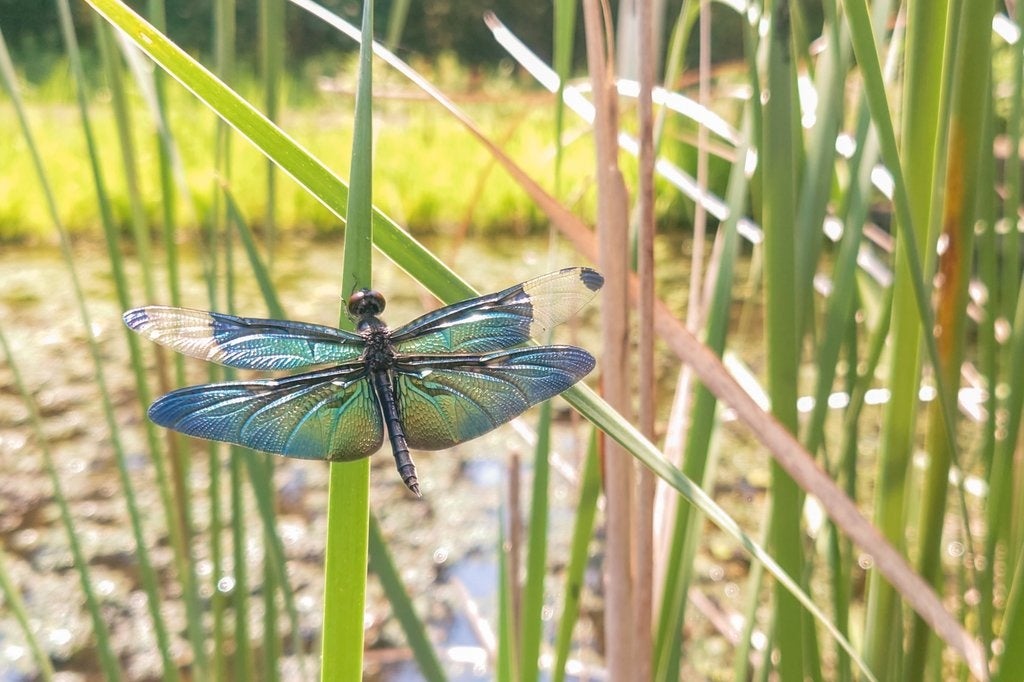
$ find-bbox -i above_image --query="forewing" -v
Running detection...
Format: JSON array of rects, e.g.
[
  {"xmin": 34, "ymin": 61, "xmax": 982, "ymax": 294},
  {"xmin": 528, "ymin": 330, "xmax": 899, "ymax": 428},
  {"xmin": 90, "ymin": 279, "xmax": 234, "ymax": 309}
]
[
  {"xmin": 393, "ymin": 346, "xmax": 595, "ymax": 450},
  {"xmin": 148, "ymin": 366, "xmax": 383, "ymax": 461},
  {"xmin": 390, "ymin": 267, "xmax": 603, "ymax": 355},
  {"xmin": 124, "ymin": 306, "xmax": 365, "ymax": 370}
]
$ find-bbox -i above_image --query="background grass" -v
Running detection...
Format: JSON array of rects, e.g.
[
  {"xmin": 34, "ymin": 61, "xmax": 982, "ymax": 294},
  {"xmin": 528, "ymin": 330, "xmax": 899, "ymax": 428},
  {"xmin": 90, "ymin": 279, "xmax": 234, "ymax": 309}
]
[{"xmin": 0, "ymin": 63, "xmax": 607, "ymax": 241}]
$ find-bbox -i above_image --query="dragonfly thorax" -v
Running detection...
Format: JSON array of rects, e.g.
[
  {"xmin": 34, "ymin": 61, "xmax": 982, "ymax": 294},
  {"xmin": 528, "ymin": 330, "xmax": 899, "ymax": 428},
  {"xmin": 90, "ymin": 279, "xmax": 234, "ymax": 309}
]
[
  {"xmin": 362, "ymin": 327, "xmax": 396, "ymax": 371},
  {"xmin": 348, "ymin": 289, "xmax": 395, "ymax": 371}
]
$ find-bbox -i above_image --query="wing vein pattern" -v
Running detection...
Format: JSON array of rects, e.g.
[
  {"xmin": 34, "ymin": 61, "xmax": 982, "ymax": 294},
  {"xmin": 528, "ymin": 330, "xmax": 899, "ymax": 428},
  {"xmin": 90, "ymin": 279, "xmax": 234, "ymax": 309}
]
[
  {"xmin": 147, "ymin": 367, "xmax": 384, "ymax": 461},
  {"xmin": 394, "ymin": 346, "xmax": 595, "ymax": 450},
  {"xmin": 124, "ymin": 306, "xmax": 366, "ymax": 370},
  {"xmin": 389, "ymin": 267, "xmax": 602, "ymax": 354}
]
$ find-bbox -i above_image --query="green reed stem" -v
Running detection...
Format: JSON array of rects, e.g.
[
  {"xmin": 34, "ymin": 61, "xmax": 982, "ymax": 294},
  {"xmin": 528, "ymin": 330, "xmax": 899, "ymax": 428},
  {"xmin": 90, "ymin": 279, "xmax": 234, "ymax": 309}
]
[
  {"xmin": 0, "ymin": 25, "xmax": 180, "ymax": 680},
  {"xmin": 654, "ymin": 116, "xmax": 748, "ymax": 682},
  {"xmin": 761, "ymin": 2, "xmax": 813, "ymax": 677},
  {"xmin": 321, "ymin": 0, "xmax": 374, "ymax": 677},
  {"xmin": 507, "ymin": 396, "xmax": 549, "ymax": 679},
  {"xmin": 367, "ymin": 516, "xmax": 447, "ymax": 680},
  {"xmin": 226, "ymin": 189, "xmax": 309, "ymax": 676},
  {"xmin": 0, "ymin": 326, "xmax": 81, "ymax": 682},
  {"xmin": 259, "ymin": 0, "xmax": 283, "ymax": 266},
  {"xmin": 552, "ymin": 431, "xmax": 600, "ymax": 682}
]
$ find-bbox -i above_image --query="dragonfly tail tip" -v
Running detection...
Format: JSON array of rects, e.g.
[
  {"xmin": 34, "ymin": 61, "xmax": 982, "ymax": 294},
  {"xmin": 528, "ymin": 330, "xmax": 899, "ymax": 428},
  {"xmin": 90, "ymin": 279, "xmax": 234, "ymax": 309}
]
[{"xmin": 398, "ymin": 462, "xmax": 421, "ymax": 496}]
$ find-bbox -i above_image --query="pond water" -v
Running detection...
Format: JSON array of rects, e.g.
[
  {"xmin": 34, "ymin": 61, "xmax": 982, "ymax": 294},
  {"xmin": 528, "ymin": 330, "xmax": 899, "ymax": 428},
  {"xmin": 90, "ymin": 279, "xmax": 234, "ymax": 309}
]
[
  {"xmin": 0, "ymin": 231, "xmax": 778, "ymax": 675},
  {"xmin": 0, "ymin": 234, "xmax": 762, "ymax": 680}
]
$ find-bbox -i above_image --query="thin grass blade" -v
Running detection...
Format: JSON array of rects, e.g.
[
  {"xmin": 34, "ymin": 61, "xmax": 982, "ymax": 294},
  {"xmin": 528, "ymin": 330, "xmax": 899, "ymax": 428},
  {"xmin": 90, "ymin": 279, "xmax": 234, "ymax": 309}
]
[
  {"xmin": 0, "ymin": 24, "xmax": 180, "ymax": 680},
  {"xmin": 367, "ymin": 516, "xmax": 447, "ymax": 680},
  {"xmin": 552, "ymin": 431, "xmax": 601, "ymax": 682},
  {"xmin": 321, "ymin": 0, "xmax": 375, "ymax": 676},
  {"xmin": 518, "ymin": 400, "xmax": 552, "ymax": 681}
]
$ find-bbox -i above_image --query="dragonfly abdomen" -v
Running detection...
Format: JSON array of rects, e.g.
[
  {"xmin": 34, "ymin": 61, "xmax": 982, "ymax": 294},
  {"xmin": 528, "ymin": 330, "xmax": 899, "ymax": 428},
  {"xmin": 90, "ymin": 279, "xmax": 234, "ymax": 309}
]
[{"xmin": 370, "ymin": 369, "xmax": 420, "ymax": 496}]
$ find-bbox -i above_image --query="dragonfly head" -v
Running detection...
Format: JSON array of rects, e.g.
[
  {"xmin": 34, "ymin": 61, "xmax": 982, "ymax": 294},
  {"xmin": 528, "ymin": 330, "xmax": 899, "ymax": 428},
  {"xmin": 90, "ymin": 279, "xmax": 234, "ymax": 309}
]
[{"xmin": 348, "ymin": 288, "xmax": 386, "ymax": 320}]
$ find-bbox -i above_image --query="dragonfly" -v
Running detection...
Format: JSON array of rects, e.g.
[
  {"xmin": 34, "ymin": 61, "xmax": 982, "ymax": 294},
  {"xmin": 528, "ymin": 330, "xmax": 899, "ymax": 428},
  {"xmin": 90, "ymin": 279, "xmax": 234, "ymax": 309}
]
[{"xmin": 124, "ymin": 267, "xmax": 603, "ymax": 495}]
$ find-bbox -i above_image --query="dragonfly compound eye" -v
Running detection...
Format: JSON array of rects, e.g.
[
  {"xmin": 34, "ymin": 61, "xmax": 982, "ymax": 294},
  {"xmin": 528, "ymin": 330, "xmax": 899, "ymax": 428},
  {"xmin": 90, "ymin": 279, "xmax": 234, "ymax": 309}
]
[{"xmin": 348, "ymin": 289, "xmax": 387, "ymax": 318}]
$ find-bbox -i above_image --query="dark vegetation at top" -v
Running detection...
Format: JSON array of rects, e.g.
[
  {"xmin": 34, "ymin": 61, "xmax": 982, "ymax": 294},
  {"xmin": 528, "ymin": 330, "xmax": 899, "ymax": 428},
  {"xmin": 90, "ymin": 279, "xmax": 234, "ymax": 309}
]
[
  {"xmin": 3, "ymin": 0, "xmax": 561, "ymax": 75},
  {"xmin": 0, "ymin": 0, "xmax": 755, "ymax": 83}
]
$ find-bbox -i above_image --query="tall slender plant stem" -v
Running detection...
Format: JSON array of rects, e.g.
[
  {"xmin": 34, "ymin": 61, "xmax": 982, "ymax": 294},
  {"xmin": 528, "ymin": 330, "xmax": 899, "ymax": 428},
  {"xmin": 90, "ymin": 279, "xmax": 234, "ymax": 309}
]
[
  {"xmin": 260, "ymin": 0, "xmax": 283, "ymax": 266},
  {"xmin": 634, "ymin": 0, "xmax": 657, "ymax": 678},
  {"xmin": 0, "ymin": 25, "xmax": 180, "ymax": 678},
  {"xmin": 861, "ymin": 0, "xmax": 948, "ymax": 672},
  {"xmin": 761, "ymin": 1, "xmax": 815, "ymax": 677},
  {"xmin": 321, "ymin": 0, "xmax": 374, "ymax": 677},
  {"xmin": 905, "ymin": 2, "xmax": 990, "ymax": 677},
  {"xmin": 0, "ymin": 325, "xmax": 111, "ymax": 680},
  {"xmin": 581, "ymin": 0, "xmax": 633, "ymax": 678}
]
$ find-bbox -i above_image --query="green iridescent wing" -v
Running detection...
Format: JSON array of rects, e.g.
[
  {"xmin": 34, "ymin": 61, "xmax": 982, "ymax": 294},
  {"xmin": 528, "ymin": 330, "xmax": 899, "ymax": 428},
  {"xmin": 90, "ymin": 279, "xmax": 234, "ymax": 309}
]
[
  {"xmin": 124, "ymin": 306, "xmax": 366, "ymax": 370},
  {"xmin": 389, "ymin": 267, "xmax": 603, "ymax": 355},
  {"xmin": 147, "ymin": 366, "xmax": 384, "ymax": 461},
  {"xmin": 393, "ymin": 346, "xmax": 595, "ymax": 450}
]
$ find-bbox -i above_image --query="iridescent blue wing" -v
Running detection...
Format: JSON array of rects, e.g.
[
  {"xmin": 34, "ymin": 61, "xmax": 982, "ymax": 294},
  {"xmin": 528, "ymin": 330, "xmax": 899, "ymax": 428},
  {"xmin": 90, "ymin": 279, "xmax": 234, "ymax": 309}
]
[
  {"xmin": 393, "ymin": 346, "xmax": 594, "ymax": 450},
  {"xmin": 148, "ymin": 366, "xmax": 383, "ymax": 461},
  {"xmin": 389, "ymin": 267, "xmax": 603, "ymax": 355},
  {"xmin": 124, "ymin": 306, "xmax": 365, "ymax": 371}
]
